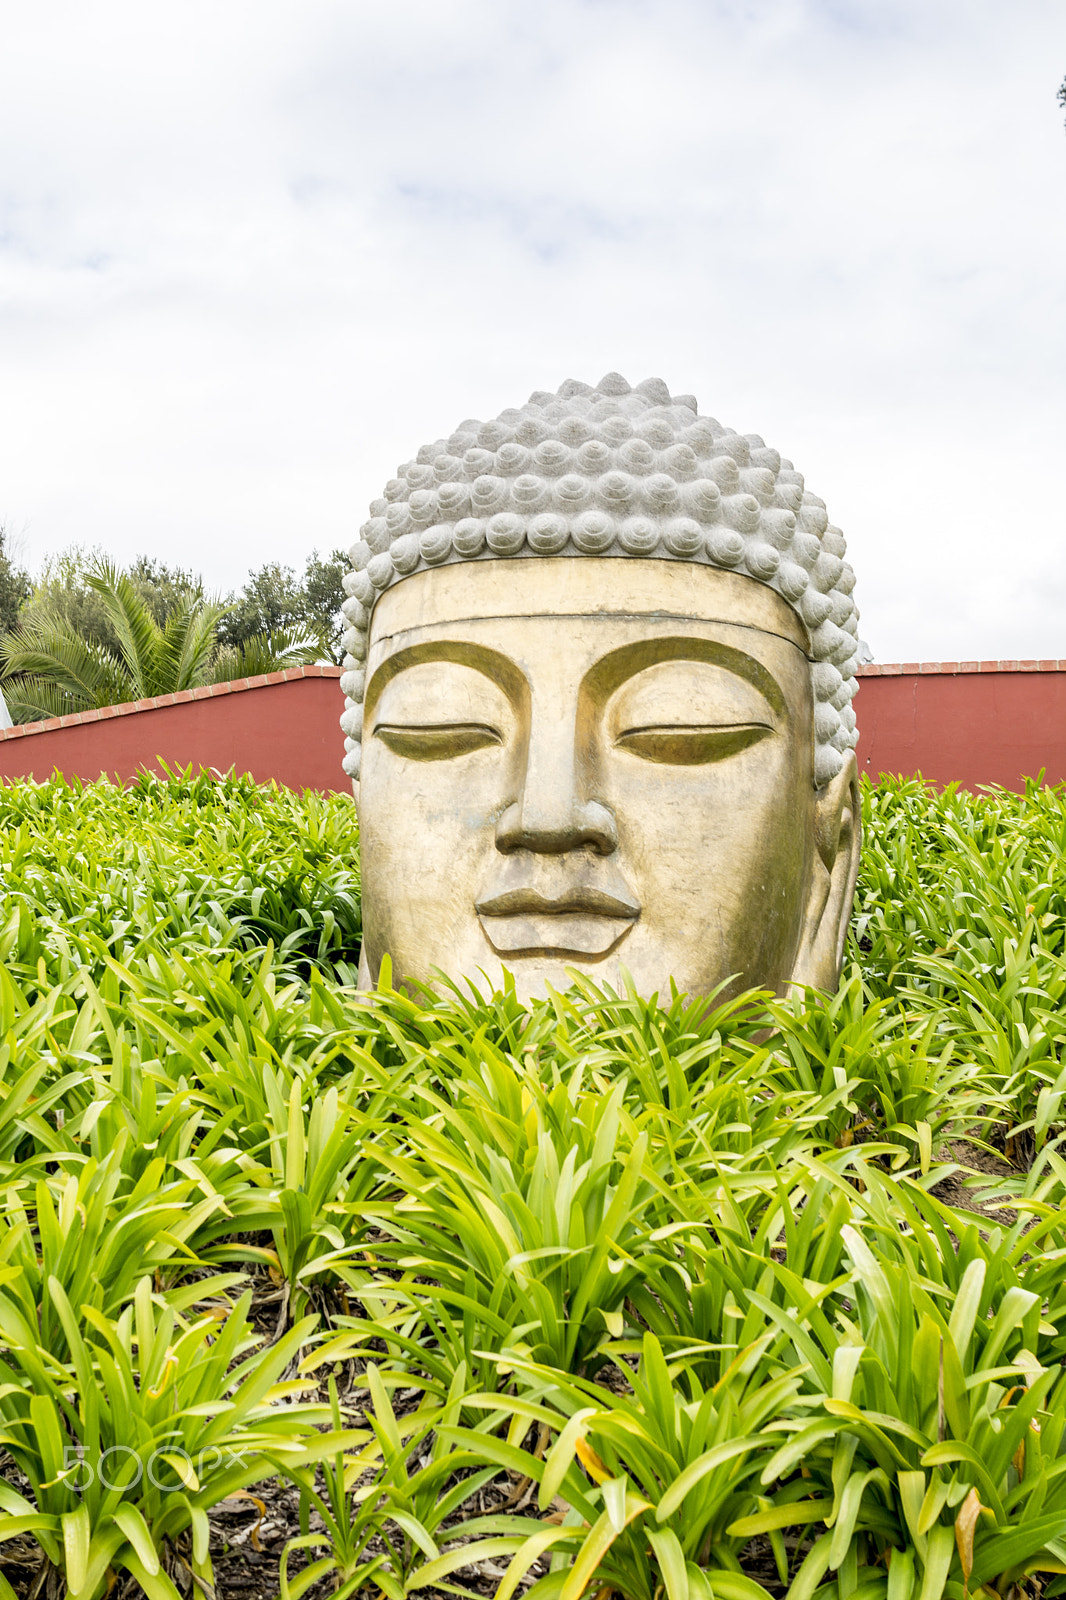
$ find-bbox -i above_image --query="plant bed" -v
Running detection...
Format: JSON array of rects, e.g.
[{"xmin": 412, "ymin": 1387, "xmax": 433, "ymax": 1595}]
[{"xmin": 0, "ymin": 772, "xmax": 1064, "ymax": 1600}]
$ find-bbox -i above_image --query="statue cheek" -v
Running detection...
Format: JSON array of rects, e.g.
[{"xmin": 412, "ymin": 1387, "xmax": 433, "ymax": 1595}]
[{"xmin": 601, "ymin": 744, "xmax": 812, "ymax": 972}]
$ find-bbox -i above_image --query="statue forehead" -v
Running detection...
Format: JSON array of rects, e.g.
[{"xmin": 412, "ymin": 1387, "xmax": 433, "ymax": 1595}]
[{"xmin": 367, "ymin": 559, "xmax": 810, "ymax": 652}]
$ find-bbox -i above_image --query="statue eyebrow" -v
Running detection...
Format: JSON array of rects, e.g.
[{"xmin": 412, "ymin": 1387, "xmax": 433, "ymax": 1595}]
[
  {"xmin": 363, "ymin": 638, "xmax": 527, "ymax": 726},
  {"xmin": 583, "ymin": 636, "xmax": 788, "ymax": 720}
]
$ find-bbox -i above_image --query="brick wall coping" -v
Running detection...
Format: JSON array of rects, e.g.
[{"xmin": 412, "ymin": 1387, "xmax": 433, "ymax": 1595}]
[
  {"xmin": 0, "ymin": 664, "xmax": 343, "ymax": 742},
  {"xmin": 857, "ymin": 660, "xmax": 1066, "ymax": 678}
]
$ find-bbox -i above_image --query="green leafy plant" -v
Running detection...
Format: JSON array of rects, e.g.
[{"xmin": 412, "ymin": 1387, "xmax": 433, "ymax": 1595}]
[
  {"xmin": 426, "ymin": 1331, "xmax": 804, "ymax": 1600},
  {"xmin": 0, "ymin": 771, "xmax": 1063, "ymax": 1600},
  {"xmin": 331, "ymin": 1063, "xmax": 675, "ymax": 1384},
  {"xmin": 738, "ymin": 1213, "xmax": 1066, "ymax": 1600},
  {"xmin": 0, "ymin": 1277, "xmax": 340, "ymax": 1598}
]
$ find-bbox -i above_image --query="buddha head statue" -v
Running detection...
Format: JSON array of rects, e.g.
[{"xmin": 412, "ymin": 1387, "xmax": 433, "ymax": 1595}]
[{"xmin": 340, "ymin": 374, "xmax": 862, "ymax": 1003}]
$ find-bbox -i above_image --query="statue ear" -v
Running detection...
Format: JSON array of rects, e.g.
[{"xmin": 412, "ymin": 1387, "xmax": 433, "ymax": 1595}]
[{"xmin": 790, "ymin": 751, "xmax": 861, "ymax": 992}]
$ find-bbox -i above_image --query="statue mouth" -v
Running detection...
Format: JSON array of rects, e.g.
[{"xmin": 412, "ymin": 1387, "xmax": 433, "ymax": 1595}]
[{"xmin": 475, "ymin": 886, "xmax": 639, "ymax": 960}]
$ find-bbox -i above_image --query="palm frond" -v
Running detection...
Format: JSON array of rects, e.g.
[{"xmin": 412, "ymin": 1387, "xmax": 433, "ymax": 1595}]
[
  {"xmin": 211, "ymin": 629, "xmax": 323, "ymax": 684},
  {"xmin": 161, "ymin": 595, "xmax": 228, "ymax": 691},
  {"xmin": 0, "ymin": 613, "xmax": 128, "ymax": 711},
  {"xmin": 2, "ymin": 568, "xmax": 239, "ymax": 716},
  {"xmin": 86, "ymin": 560, "xmax": 164, "ymax": 697},
  {"xmin": 2, "ymin": 675, "xmax": 99, "ymax": 724}
]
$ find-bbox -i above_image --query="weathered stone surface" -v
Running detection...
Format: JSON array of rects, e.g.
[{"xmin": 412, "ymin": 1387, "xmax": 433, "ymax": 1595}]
[{"xmin": 346, "ymin": 376, "xmax": 862, "ymax": 1000}]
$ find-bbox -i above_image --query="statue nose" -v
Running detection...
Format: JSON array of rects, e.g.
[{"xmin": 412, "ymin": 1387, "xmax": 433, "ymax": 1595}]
[
  {"xmin": 494, "ymin": 794, "xmax": 618, "ymax": 856},
  {"xmin": 494, "ymin": 722, "xmax": 618, "ymax": 857}
]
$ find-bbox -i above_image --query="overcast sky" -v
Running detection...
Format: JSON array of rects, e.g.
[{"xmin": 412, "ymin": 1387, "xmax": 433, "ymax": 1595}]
[{"xmin": 1, "ymin": 0, "xmax": 1063, "ymax": 661}]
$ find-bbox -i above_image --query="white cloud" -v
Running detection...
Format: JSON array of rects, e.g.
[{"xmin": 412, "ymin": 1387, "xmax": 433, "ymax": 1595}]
[{"xmin": 0, "ymin": 0, "xmax": 1063, "ymax": 657}]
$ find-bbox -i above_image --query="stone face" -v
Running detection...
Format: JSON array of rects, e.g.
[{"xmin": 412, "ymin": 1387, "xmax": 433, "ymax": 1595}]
[{"xmin": 346, "ymin": 376, "xmax": 862, "ymax": 1002}]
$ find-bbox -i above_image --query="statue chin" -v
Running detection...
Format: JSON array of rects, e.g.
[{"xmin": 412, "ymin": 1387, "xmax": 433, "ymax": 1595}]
[{"xmin": 354, "ymin": 558, "xmax": 861, "ymax": 1003}]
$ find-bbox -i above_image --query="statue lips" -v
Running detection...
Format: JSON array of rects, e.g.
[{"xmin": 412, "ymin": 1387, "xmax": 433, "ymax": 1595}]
[{"xmin": 475, "ymin": 885, "xmax": 640, "ymax": 960}]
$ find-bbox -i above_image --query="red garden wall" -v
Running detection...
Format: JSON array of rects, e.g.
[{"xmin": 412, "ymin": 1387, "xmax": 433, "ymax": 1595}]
[
  {"xmin": 0, "ymin": 666, "xmax": 351, "ymax": 793},
  {"xmin": 855, "ymin": 661, "xmax": 1066, "ymax": 791},
  {"xmin": 0, "ymin": 660, "xmax": 1063, "ymax": 794}
]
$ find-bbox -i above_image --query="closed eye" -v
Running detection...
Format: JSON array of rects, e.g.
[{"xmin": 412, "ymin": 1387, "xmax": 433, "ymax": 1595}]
[
  {"xmin": 615, "ymin": 724, "xmax": 774, "ymax": 765},
  {"xmin": 373, "ymin": 723, "xmax": 503, "ymax": 761}
]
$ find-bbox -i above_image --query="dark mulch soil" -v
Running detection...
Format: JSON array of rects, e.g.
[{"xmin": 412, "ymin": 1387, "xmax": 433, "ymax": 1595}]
[
  {"xmin": 933, "ymin": 1135, "xmax": 1024, "ymax": 1227},
  {"xmin": 0, "ymin": 1461, "xmax": 545, "ymax": 1599}
]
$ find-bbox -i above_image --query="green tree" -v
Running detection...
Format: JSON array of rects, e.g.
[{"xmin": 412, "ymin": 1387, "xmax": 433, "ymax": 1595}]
[
  {"xmin": 0, "ymin": 523, "xmax": 32, "ymax": 635},
  {"xmin": 0, "ymin": 560, "xmax": 319, "ymax": 724},
  {"xmin": 219, "ymin": 549, "xmax": 348, "ymax": 663},
  {"xmin": 217, "ymin": 562, "xmax": 305, "ymax": 650},
  {"xmin": 125, "ymin": 554, "xmax": 205, "ymax": 624},
  {"xmin": 301, "ymin": 547, "xmax": 349, "ymax": 663}
]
